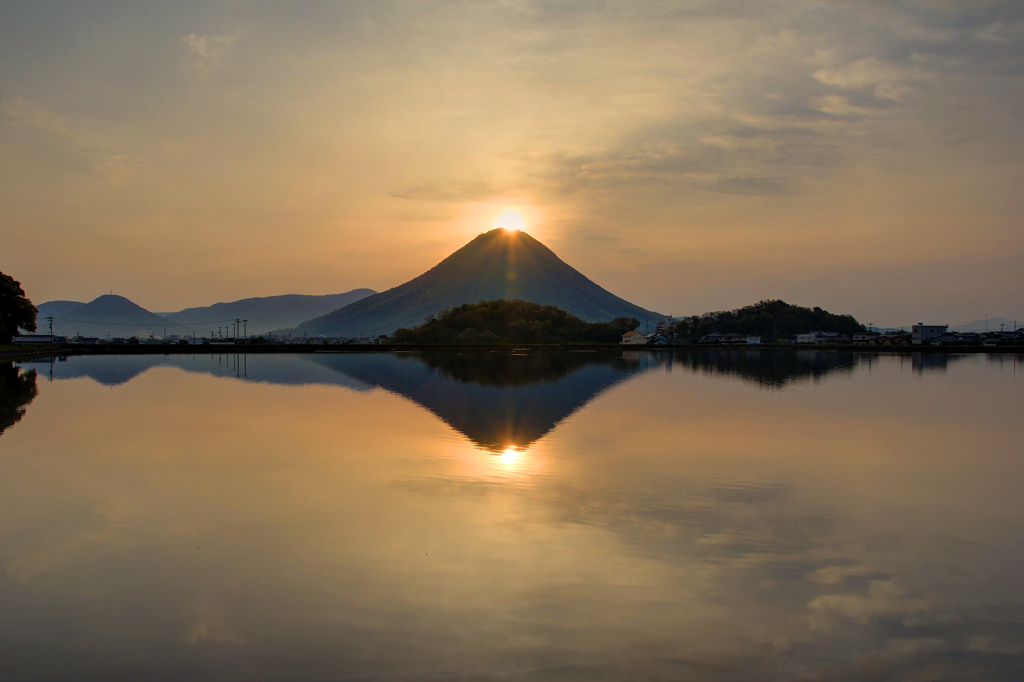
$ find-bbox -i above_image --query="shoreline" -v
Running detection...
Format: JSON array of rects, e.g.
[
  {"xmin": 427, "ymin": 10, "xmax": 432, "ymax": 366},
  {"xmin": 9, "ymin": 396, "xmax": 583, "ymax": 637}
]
[{"xmin": 4, "ymin": 342, "xmax": 1023, "ymax": 362}]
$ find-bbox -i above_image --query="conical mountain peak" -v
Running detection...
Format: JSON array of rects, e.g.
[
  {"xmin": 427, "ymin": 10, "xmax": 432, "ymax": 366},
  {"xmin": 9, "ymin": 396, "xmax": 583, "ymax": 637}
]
[
  {"xmin": 298, "ymin": 229, "xmax": 661, "ymax": 336},
  {"xmin": 70, "ymin": 295, "xmax": 167, "ymax": 325}
]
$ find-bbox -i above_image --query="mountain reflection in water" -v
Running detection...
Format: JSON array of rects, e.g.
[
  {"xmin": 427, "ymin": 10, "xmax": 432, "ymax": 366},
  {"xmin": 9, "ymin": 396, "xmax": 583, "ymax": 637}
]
[
  {"xmin": 0, "ymin": 350, "xmax": 1023, "ymax": 681},
  {"xmin": 18, "ymin": 349, "xmax": 900, "ymax": 450}
]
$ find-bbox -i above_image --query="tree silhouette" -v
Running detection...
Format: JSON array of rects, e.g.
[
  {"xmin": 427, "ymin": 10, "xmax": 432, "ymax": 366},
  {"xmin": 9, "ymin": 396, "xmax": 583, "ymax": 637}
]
[
  {"xmin": 0, "ymin": 271, "xmax": 37, "ymax": 344},
  {"xmin": 0, "ymin": 363, "xmax": 38, "ymax": 437}
]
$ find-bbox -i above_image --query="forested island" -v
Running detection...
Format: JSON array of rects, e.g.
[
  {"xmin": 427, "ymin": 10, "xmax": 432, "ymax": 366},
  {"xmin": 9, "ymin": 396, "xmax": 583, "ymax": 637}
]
[
  {"xmin": 389, "ymin": 299, "xmax": 864, "ymax": 345},
  {"xmin": 393, "ymin": 300, "xmax": 641, "ymax": 344},
  {"xmin": 673, "ymin": 300, "xmax": 865, "ymax": 342}
]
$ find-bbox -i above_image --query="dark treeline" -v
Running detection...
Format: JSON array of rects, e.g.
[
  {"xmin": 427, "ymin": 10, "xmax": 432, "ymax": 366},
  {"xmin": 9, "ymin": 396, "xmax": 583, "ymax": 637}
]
[
  {"xmin": 393, "ymin": 299, "xmax": 640, "ymax": 344},
  {"xmin": 675, "ymin": 300, "xmax": 864, "ymax": 341}
]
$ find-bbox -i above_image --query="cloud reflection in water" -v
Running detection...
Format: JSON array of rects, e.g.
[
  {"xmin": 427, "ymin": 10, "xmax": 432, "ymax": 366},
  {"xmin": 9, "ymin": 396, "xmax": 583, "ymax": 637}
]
[{"xmin": 1, "ymin": 350, "xmax": 1021, "ymax": 680}]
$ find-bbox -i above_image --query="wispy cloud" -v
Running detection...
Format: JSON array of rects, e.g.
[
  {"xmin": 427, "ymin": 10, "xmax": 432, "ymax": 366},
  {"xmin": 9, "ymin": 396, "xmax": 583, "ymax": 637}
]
[
  {"xmin": 181, "ymin": 32, "xmax": 241, "ymax": 67},
  {"xmin": 2, "ymin": 96, "xmax": 72, "ymax": 138},
  {"xmin": 2, "ymin": 97, "xmax": 135, "ymax": 182},
  {"xmin": 388, "ymin": 182, "xmax": 511, "ymax": 203},
  {"xmin": 975, "ymin": 21, "xmax": 1024, "ymax": 44},
  {"xmin": 91, "ymin": 155, "xmax": 136, "ymax": 185}
]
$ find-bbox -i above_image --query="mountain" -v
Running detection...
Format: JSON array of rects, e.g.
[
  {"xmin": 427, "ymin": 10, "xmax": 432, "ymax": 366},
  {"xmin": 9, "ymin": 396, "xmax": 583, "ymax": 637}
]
[
  {"xmin": 45, "ymin": 295, "xmax": 169, "ymax": 337},
  {"xmin": 297, "ymin": 229, "xmax": 662, "ymax": 336},
  {"xmin": 35, "ymin": 300, "xmax": 86, "ymax": 319},
  {"xmin": 953, "ymin": 316, "xmax": 1019, "ymax": 333},
  {"xmin": 59, "ymin": 295, "xmax": 167, "ymax": 325},
  {"xmin": 165, "ymin": 289, "xmax": 376, "ymax": 335}
]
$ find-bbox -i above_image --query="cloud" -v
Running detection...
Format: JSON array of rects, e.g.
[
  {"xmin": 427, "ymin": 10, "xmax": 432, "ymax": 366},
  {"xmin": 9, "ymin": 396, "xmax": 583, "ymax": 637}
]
[
  {"xmin": 181, "ymin": 32, "xmax": 241, "ymax": 67},
  {"xmin": 976, "ymin": 21, "xmax": 1024, "ymax": 44},
  {"xmin": 703, "ymin": 176, "xmax": 794, "ymax": 197},
  {"xmin": 91, "ymin": 155, "xmax": 136, "ymax": 185},
  {"xmin": 185, "ymin": 604, "xmax": 246, "ymax": 645},
  {"xmin": 530, "ymin": 122, "xmax": 831, "ymax": 200},
  {"xmin": 1, "ymin": 96, "xmax": 106, "ymax": 150},
  {"xmin": 2, "ymin": 97, "xmax": 72, "ymax": 138},
  {"xmin": 388, "ymin": 181, "xmax": 511, "ymax": 203},
  {"xmin": 812, "ymin": 54, "xmax": 934, "ymax": 109},
  {"xmin": 810, "ymin": 94, "xmax": 872, "ymax": 118},
  {"xmin": 808, "ymin": 579, "xmax": 928, "ymax": 626}
]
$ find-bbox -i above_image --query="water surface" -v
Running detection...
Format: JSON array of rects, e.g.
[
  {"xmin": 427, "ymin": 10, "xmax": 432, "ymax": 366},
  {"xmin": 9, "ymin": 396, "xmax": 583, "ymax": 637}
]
[{"xmin": 1, "ymin": 350, "xmax": 1022, "ymax": 681}]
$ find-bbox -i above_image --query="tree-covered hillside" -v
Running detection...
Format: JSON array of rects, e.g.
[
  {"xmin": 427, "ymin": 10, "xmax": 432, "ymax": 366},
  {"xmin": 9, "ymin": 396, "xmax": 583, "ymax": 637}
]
[
  {"xmin": 393, "ymin": 299, "xmax": 640, "ymax": 344},
  {"xmin": 675, "ymin": 300, "xmax": 864, "ymax": 341}
]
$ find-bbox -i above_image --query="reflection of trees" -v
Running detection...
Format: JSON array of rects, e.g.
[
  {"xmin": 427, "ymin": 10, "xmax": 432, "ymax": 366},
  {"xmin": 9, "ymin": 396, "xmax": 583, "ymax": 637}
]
[
  {"xmin": 669, "ymin": 349, "xmax": 859, "ymax": 388},
  {"xmin": 0, "ymin": 363, "xmax": 38, "ymax": 437},
  {"xmin": 409, "ymin": 351, "xmax": 635, "ymax": 388}
]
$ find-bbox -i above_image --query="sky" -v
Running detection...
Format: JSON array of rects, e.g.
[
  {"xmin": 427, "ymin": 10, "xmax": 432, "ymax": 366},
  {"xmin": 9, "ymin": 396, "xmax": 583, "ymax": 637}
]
[{"xmin": 1, "ymin": 0, "xmax": 1022, "ymax": 326}]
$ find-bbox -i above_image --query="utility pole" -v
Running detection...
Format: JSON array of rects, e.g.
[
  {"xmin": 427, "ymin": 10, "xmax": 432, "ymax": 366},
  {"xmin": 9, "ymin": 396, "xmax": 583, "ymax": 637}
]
[
  {"xmin": 243, "ymin": 320, "xmax": 247, "ymax": 339},
  {"xmin": 47, "ymin": 315, "xmax": 53, "ymax": 338},
  {"xmin": 235, "ymin": 318, "xmax": 241, "ymax": 340}
]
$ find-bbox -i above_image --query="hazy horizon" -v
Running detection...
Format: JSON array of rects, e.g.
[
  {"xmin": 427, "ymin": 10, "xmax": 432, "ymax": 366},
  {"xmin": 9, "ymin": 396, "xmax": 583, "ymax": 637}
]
[
  {"xmin": 26, "ymin": 262, "xmax": 1023, "ymax": 331},
  {"xmin": 2, "ymin": 1, "xmax": 1023, "ymax": 324}
]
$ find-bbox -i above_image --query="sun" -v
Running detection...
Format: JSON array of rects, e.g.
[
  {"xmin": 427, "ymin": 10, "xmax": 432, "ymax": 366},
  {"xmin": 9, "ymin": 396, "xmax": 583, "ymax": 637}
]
[
  {"xmin": 500, "ymin": 447, "xmax": 521, "ymax": 465},
  {"xmin": 494, "ymin": 209, "xmax": 526, "ymax": 232}
]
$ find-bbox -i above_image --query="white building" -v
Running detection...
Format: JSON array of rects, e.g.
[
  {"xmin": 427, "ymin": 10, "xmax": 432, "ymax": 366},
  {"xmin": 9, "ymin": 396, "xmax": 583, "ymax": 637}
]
[
  {"xmin": 621, "ymin": 330, "xmax": 646, "ymax": 345},
  {"xmin": 912, "ymin": 324, "xmax": 948, "ymax": 345},
  {"xmin": 746, "ymin": 336, "xmax": 761, "ymax": 345},
  {"xmin": 12, "ymin": 335, "xmax": 60, "ymax": 345},
  {"xmin": 853, "ymin": 331, "xmax": 881, "ymax": 344}
]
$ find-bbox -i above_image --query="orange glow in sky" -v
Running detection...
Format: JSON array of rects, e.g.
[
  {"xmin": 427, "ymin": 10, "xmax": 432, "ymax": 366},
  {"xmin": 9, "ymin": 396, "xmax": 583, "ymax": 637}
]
[
  {"xmin": 494, "ymin": 210, "xmax": 526, "ymax": 232},
  {"xmin": 1, "ymin": 2, "xmax": 1022, "ymax": 325}
]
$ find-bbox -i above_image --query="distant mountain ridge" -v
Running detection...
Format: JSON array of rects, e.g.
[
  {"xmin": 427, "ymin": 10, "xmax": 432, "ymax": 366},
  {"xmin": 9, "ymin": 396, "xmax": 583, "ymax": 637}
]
[
  {"xmin": 35, "ymin": 300, "xmax": 89, "ymax": 319},
  {"xmin": 298, "ymin": 229, "xmax": 662, "ymax": 336},
  {"xmin": 165, "ymin": 290, "xmax": 376, "ymax": 335},
  {"xmin": 34, "ymin": 295, "xmax": 169, "ymax": 338},
  {"xmin": 59, "ymin": 295, "xmax": 168, "ymax": 325},
  {"xmin": 953, "ymin": 316, "xmax": 1019, "ymax": 333},
  {"xmin": 36, "ymin": 290, "xmax": 376, "ymax": 338}
]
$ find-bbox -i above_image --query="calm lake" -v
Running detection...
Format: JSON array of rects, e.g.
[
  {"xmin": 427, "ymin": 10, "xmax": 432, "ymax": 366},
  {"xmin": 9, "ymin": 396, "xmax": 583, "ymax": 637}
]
[{"xmin": 1, "ymin": 350, "xmax": 1022, "ymax": 681}]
